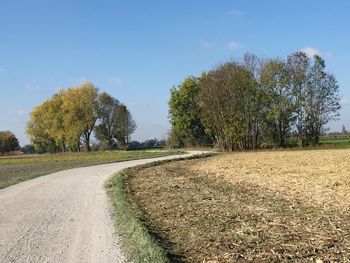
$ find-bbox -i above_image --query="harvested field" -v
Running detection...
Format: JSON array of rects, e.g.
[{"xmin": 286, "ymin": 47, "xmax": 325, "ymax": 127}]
[{"xmin": 127, "ymin": 149, "xmax": 350, "ymax": 262}]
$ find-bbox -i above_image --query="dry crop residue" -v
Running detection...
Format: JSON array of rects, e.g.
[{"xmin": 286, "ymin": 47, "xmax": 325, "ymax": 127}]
[{"xmin": 127, "ymin": 149, "xmax": 350, "ymax": 262}]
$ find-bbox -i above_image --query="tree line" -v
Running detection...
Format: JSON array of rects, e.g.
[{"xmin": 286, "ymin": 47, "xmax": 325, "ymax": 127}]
[
  {"xmin": 169, "ymin": 52, "xmax": 341, "ymax": 151},
  {"xmin": 26, "ymin": 82, "xmax": 136, "ymax": 153}
]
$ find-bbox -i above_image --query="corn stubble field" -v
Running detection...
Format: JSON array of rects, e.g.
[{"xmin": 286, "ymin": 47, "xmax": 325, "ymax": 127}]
[{"xmin": 127, "ymin": 149, "xmax": 350, "ymax": 262}]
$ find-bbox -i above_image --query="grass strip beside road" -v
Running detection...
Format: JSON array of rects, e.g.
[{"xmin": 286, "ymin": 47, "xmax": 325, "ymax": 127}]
[
  {"xmin": 106, "ymin": 169, "xmax": 167, "ymax": 263},
  {"xmin": 105, "ymin": 153, "xmax": 215, "ymax": 263},
  {"xmin": 0, "ymin": 150, "xmax": 183, "ymax": 189}
]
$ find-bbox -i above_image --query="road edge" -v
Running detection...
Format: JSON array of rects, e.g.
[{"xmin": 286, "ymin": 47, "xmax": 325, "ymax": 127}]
[{"xmin": 105, "ymin": 153, "xmax": 216, "ymax": 263}]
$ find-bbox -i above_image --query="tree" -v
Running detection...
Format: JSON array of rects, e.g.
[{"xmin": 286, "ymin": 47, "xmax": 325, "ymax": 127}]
[
  {"xmin": 168, "ymin": 53, "xmax": 341, "ymax": 151},
  {"xmin": 304, "ymin": 55, "xmax": 341, "ymax": 145},
  {"xmin": 95, "ymin": 92, "xmax": 120, "ymax": 150},
  {"xmin": 62, "ymin": 82, "xmax": 99, "ymax": 151},
  {"xmin": 286, "ymin": 52, "xmax": 310, "ymax": 147},
  {"xmin": 27, "ymin": 102, "xmax": 59, "ymax": 153},
  {"xmin": 113, "ymin": 105, "xmax": 136, "ymax": 149},
  {"xmin": 27, "ymin": 82, "xmax": 99, "ymax": 152},
  {"xmin": 0, "ymin": 131, "xmax": 19, "ymax": 154},
  {"xmin": 242, "ymin": 53, "xmax": 264, "ymax": 148},
  {"xmin": 199, "ymin": 62, "xmax": 258, "ymax": 151},
  {"xmin": 260, "ymin": 59, "xmax": 295, "ymax": 147},
  {"xmin": 22, "ymin": 144, "xmax": 35, "ymax": 154},
  {"xmin": 342, "ymin": 125, "xmax": 348, "ymax": 134},
  {"xmin": 27, "ymin": 82, "xmax": 135, "ymax": 153},
  {"xmin": 168, "ymin": 76, "xmax": 212, "ymax": 147},
  {"xmin": 45, "ymin": 92, "xmax": 66, "ymax": 152}
]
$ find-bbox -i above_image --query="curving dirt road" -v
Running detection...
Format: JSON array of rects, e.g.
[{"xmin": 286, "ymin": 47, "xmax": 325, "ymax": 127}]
[{"xmin": 0, "ymin": 152, "xmax": 201, "ymax": 263}]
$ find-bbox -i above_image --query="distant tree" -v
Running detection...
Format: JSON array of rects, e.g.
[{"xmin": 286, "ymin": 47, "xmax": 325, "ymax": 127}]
[
  {"xmin": 22, "ymin": 144, "xmax": 35, "ymax": 154},
  {"xmin": 27, "ymin": 82, "xmax": 135, "ymax": 153},
  {"xmin": 0, "ymin": 131, "xmax": 19, "ymax": 154},
  {"xmin": 304, "ymin": 55, "xmax": 341, "ymax": 145},
  {"xmin": 27, "ymin": 84, "xmax": 99, "ymax": 152},
  {"xmin": 286, "ymin": 52, "xmax": 310, "ymax": 147},
  {"xmin": 142, "ymin": 138, "xmax": 158, "ymax": 148},
  {"xmin": 168, "ymin": 76, "xmax": 213, "ymax": 148},
  {"xmin": 155, "ymin": 139, "xmax": 166, "ymax": 147},
  {"xmin": 168, "ymin": 52, "xmax": 341, "ymax": 151},
  {"xmin": 45, "ymin": 92, "xmax": 66, "ymax": 151},
  {"xmin": 113, "ymin": 105, "xmax": 136, "ymax": 149},
  {"xmin": 95, "ymin": 92, "xmax": 120, "ymax": 150},
  {"xmin": 127, "ymin": 140, "xmax": 142, "ymax": 150},
  {"xmin": 342, "ymin": 125, "xmax": 348, "ymax": 134},
  {"xmin": 27, "ymin": 102, "xmax": 59, "ymax": 153},
  {"xmin": 62, "ymin": 82, "xmax": 99, "ymax": 151},
  {"xmin": 260, "ymin": 59, "xmax": 295, "ymax": 147},
  {"xmin": 242, "ymin": 53, "xmax": 264, "ymax": 148},
  {"xmin": 199, "ymin": 62, "xmax": 258, "ymax": 150}
]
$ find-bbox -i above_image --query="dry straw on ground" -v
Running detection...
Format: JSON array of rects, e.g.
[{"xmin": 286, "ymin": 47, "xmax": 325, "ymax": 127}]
[{"xmin": 127, "ymin": 149, "xmax": 350, "ymax": 262}]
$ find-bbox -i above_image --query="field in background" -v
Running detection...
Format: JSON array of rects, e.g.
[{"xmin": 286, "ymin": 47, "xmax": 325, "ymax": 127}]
[
  {"xmin": 320, "ymin": 136, "xmax": 350, "ymax": 146},
  {"xmin": 127, "ymin": 149, "xmax": 350, "ymax": 262},
  {"xmin": 0, "ymin": 150, "xmax": 182, "ymax": 189}
]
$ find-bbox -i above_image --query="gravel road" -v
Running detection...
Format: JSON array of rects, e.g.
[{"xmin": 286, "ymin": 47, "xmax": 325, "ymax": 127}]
[{"xmin": 0, "ymin": 152, "xmax": 201, "ymax": 263}]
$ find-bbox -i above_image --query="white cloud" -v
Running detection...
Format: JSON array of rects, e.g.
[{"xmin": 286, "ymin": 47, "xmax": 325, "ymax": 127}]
[
  {"xmin": 228, "ymin": 9, "xmax": 244, "ymax": 16},
  {"xmin": 340, "ymin": 99, "xmax": 350, "ymax": 105},
  {"xmin": 106, "ymin": 76, "xmax": 124, "ymax": 86},
  {"xmin": 324, "ymin": 51, "xmax": 333, "ymax": 57},
  {"xmin": 301, "ymin": 47, "xmax": 333, "ymax": 58},
  {"xmin": 228, "ymin": 41, "xmax": 243, "ymax": 49},
  {"xmin": 68, "ymin": 77, "xmax": 90, "ymax": 86},
  {"xmin": 201, "ymin": 41, "xmax": 215, "ymax": 48},
  {"xmin": 25, "ymin": 84, "xmax": 40, "ymax": 92},
  {"xmin": 17, "ymin": 109, "xmax": 25, "ymax": 116},
  {"xmin": 69, "ymin": 77, "xmax": 89, "ymax": 85},
  {"xmin": 301, "ymin": 47, "xmax": 321, "ymax": 57}
]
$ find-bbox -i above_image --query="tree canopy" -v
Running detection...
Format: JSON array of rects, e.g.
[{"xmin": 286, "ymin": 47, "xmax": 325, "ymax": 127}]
[
  {"xmin": 168, "ymin": 76, "xmax": 212, "ymax": 147},
  {"xmin": 26, "ymin": 82, "xmax": 136, "ymax": 152},
  {"xmin": 0, "ymin": 131, "xmax": 19, "ymax": 154},
  {"xmin": 168, "ymin": 52, "xmax": 341, "ymax": 150}
]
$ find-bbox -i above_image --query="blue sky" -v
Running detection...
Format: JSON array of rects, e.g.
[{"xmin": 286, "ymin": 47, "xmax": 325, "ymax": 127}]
[{"xmin": 1, "ymin": 0, "xmax": 350, "ymax": 145}]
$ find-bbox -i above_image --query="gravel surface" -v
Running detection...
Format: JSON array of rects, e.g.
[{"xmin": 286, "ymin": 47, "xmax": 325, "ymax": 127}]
[{"xmin": 0, "ymin": 152, "xmax": 201, "ymax": 263}]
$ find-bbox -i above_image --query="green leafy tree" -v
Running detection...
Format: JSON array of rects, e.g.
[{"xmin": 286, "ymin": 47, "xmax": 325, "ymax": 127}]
[{"xmin": 168, "ymin": 76, "xmax": 212, "ymax": 147}]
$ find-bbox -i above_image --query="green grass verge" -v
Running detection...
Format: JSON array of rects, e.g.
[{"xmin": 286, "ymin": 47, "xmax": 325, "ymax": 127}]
[
  {"xmin": 105, "ymin": 153, "xmax": 216, "ymax": 263},
  {"xmin": 106, "ymin": 169, "xmax": 168, "ymax": 263},
  {"xmin": 0, "ymin": 150, "xmax": 183, "ymax": 189},
  {"xmin": 320, "ymin": 136, "xmax": 350, "ymax": 145}
]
